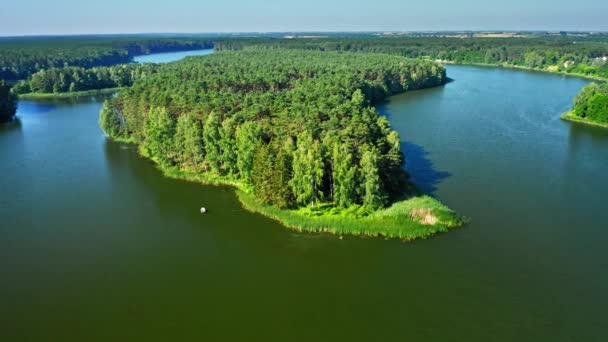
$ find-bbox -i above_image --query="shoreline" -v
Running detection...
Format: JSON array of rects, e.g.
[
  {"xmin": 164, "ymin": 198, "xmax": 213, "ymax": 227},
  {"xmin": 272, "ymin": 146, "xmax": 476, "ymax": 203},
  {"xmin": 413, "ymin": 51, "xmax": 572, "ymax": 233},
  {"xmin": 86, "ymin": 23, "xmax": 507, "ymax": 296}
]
[
  {"xmin": 18, "ymin": 87, "xmax": 122, "ymax": 99},
  {"xmin": 163, "ymin": 166, "xmax": 465, "ymax": 241},
  {"xmin": 561, "ymin": 111, "xmax": 608, "ymax": 129},
  {"xmin": 441, "ymin": 61, "xmax": 608, "ymax": 82},
  {"xmin": 124, "ymin": 149, "xmax": 465, "ymax": 241}
]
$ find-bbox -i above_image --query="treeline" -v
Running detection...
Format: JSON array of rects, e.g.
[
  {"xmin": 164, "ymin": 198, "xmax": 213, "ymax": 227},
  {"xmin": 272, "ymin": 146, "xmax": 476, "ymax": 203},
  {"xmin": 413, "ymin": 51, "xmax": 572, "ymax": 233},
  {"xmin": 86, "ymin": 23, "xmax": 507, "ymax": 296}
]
[
  {"xmin": 215, "ymin": 37, "xmax": 608, "ymax": 78},
  {"xmin": 101, "ymin": 50, "xmax": 446, "ymax": 210},
  {"xmin": 571, "ymin": 83, "xmax": 608, "ymax": 124},
  {"xmin": 12, "ymin": 64, "xmax": 161, "ymax": 94},
  {"xmin": 0, "ymin": 36, "xmax": 213, "ymax": 80},
  {"xmin": 0, "ymin": 80, "xmax": 17, "ymax": 122}
]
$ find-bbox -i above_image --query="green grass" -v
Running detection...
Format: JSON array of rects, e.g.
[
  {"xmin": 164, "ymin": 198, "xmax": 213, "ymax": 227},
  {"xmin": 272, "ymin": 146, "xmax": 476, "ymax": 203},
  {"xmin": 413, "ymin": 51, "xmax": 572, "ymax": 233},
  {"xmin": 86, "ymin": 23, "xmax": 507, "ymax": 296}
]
[
  {"xmin": 561, "ymin": 111, "xmax": 608, "ymax": 129},
  {"xmin": 238, "ymin": 192, "xmax": 465, "ymax": 241},
  {"xmin": 18, "ymin": 87, "xmax": 122, "ymax": 99},
  {"xmin": 153, "ymin": 163, "xmax": 466, "ymax": 241}
]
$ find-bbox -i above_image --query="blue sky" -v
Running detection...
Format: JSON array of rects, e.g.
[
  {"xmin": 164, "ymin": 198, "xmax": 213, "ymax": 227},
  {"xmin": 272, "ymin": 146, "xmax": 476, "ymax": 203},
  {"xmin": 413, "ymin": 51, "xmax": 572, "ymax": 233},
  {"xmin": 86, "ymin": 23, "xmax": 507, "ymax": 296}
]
[{"xmin": 1, "ymin": 0, "xmax": 607, "ymax": 36}]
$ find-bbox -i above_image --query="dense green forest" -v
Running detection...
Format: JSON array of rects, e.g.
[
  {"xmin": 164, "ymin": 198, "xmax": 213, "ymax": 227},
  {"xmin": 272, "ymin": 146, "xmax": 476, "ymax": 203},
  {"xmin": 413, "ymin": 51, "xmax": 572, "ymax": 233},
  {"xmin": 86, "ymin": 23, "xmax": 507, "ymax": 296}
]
[
  {"xmin": 12, "ymin": 63, "xmax": 161, "ymax": 94},
  {"xmin": 4, "ymin": 35, "xmax": 608, "ymax": 98},
  {"xmin": 0, "ymin": 80, "xmax": 17, "ymax": 122},
  {"xmin": 216, "ymin": 36, "xmax": 608, "ymax": 79},
  {"xmin": 566, "ymin": 83, "xmax": 608, "ymax": 125},
  {"xmin": 100, "ymin": 50, "xmax": 458, "ymax": 237},
  {"xmin": 0, "ymin": 36, "xmax": 212, "ymax": 80}
]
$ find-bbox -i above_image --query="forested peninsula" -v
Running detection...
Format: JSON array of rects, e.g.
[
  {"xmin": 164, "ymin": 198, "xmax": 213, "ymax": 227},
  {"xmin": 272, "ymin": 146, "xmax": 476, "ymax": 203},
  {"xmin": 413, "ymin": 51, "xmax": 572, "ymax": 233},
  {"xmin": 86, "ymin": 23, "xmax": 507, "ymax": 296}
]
[
  {"xmin": 563, "ymin": 82, "xmax": 608, "ymax": 128},
  {"xmin": 100, "ymin": 50, "xmax": 463, "ymax": 239}
]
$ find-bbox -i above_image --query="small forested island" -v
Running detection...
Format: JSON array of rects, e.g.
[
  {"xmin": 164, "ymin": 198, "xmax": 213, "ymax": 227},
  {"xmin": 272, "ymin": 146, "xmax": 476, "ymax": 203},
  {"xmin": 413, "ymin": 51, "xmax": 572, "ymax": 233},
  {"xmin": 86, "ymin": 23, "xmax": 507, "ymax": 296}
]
[
  {"xmin": 0, "ymin": 80, "xmax": 17, "ymax": 122},
  {"xmin": 100, "ymin": 50, "xmax": 463, "ymax": 239},
  {"xmin": 563, "ymin": 82, "xmax": 608, "ymax": 127}
]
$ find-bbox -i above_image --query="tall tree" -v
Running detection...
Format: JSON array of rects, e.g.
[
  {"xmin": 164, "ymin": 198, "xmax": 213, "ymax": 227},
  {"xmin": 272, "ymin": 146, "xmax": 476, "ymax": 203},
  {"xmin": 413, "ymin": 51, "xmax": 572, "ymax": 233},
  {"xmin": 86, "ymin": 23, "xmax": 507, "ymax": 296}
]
[
  {"xmin": 219, "ymin": 118, "xmax": 238, "ymax": 175},
  {"xmin": 236, "ymin": 121, "xmax": 262, "ymax": 182},
  {"xmin": 0, "ymin": 81, "xmax": 17, "ymax": 123},
  {"xmin": 252, "ymin": 143, "xmax": 294, "ymax": 208},
  {"xmin": 359, "ymin": 146, "xmax": 386, "ymax": 210},
  {"xmin": 142, "ymin": 107, "xmax": 175, "ymax": 167},
  {"xmin": 332, "ymin": 142, "xmax": 357, "ymax": 208},
  {"xmin": 174, "ymin": 112, "xmax": 204, "ymax": 171},
  {"xmin": 290, "ymin": 132, "xmax": 324, "ymax": 207},
  {"xmin": 99, "ymin": 100, "xmax": 125, "ymax": 138},
  {"xmin": 203, "ymin": 112, "xmax": 222, "ymax": 173}
]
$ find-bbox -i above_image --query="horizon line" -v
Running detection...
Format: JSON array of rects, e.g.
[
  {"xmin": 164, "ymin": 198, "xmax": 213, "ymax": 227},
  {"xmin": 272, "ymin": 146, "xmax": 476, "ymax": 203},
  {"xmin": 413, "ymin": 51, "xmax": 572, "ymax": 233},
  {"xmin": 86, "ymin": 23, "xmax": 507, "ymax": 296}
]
[{"xmin": 2, "ymin": 29, "xmax": 608, "ymax": 38}]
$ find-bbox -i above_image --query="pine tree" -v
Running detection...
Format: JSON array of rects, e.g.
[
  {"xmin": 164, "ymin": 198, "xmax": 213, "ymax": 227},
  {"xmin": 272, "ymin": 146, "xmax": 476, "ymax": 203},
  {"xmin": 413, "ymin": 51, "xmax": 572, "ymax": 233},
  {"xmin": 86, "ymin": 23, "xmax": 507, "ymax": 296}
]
[
  {"xmin": 219, "ymin": 118, "xmax": 238, "ymax": 175},
  {"xmin": 359, "ymin": 145, "xmax": 386, "ymax": 210},
  {"xmin": 252, "ymin": 143, "xmax": 294, "ymax": 208},
  {"xmin": 252, "ymin": 143, "xmax": 275, "ymax": 205},
  {"xmin": 203, "ymin": 112, "xmax": 222, "ymax": 173},
  {"xmin": 333, "ymin": 142, "xmax": 357, "ymax": 208},
  {"xmin": 236, "ymin": 121, "xmax": 262, "ymax": 182},
  {"xmin": 272, "ymin": 146, "xmax": 295, "ymax": 208},
  {"xmin": 174, "ymin": 112, "xmax": 204, "ymax": 171}
]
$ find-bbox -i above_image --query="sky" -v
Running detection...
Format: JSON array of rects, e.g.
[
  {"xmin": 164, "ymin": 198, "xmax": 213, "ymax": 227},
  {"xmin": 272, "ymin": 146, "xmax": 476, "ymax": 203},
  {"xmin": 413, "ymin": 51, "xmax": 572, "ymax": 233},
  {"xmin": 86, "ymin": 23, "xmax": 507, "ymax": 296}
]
[{"xmin": 1, "ymin": 0, "xmax": 607, "ymax": 36}]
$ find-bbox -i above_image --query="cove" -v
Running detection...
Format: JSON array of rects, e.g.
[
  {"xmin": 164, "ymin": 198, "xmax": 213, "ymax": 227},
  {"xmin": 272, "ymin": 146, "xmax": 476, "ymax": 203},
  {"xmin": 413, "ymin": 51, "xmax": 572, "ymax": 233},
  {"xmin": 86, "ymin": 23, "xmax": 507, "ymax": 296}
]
[{"xmin": 1, "ymin": 60, "xmax": 607, "ymax": 341}]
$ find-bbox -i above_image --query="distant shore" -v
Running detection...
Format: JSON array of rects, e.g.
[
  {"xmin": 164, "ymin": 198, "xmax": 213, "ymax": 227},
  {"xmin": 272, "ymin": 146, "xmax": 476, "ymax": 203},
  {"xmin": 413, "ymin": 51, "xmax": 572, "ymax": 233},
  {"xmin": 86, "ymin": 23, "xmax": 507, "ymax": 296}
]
[
  {"xmin": 440, "ymin": 60, "xmax": 608, "ymax": 82},
  {"xmin": 18, "ymin": 87, "xmax": 122, "ymax": 99}
]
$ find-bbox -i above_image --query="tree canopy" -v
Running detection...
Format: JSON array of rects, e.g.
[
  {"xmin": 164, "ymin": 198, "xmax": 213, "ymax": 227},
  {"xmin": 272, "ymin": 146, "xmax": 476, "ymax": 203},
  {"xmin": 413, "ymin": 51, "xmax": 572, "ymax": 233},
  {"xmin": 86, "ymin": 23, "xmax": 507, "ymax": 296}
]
[
  {"xmin": 0, "ymin": 36, "xmax": 213, "ymax": 80},
  {"xmin": 572, "ymin": 82, "xmax": 608, "ymax": 124},
  {"xmin": 101, "ymin": 50, "xmax": 446, "ymax": 211}
]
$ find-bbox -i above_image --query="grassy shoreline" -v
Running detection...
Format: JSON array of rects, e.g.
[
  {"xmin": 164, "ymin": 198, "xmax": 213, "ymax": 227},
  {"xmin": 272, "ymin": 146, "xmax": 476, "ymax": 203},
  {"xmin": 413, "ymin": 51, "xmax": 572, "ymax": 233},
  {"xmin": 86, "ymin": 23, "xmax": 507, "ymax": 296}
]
[
  {"xmin": 561, "ymin": 111, "xmax": 608, "ymax": 129},
  {"xmin": 18, "ymin": 87, "xmax": 122, "ymax": 99},
  {"xmin": 149, "ymin": 161, "xmax": 465, "ymax": 241},
  {"xmin": 441, "ymin": 61, "xmax": 608, "ymax": 82}
]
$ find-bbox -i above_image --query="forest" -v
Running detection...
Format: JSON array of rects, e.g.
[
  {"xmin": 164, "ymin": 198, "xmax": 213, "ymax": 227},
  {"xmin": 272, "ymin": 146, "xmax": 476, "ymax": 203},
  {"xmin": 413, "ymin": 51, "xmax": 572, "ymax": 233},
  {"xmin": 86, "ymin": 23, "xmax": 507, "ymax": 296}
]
[
  {"xmin": 567, "ymin": 83, "xmax": 608, "ymax": 125},
  {"xmin": 100, "ymin": 50, "xmax": 456, "ymax": 236},
  {"xmin": 4, "ymin": 35, "xmax": 608, "ymax": 99},
  {"xmin": 0, "ymin": 36, "xmax": 213, "ymax": 80},
  {"xmin": 215, "ymin": 36, "xmax": 608, "ymax": 79},
  {"xmin": 11, "ymin": 64, "xmax": 161, "ymax": 94},
  {"xmin": 0, "ymin": 80, "xmax": 17, "ymax": 122}
]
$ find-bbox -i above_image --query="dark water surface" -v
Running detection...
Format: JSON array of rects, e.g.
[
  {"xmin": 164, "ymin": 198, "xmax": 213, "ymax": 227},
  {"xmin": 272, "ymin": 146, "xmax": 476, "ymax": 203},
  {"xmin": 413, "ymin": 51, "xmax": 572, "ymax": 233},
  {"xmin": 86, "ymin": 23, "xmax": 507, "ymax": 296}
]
[{"xmin": 1, "ymin": 63, "xmax": 607, "ymax": 341}]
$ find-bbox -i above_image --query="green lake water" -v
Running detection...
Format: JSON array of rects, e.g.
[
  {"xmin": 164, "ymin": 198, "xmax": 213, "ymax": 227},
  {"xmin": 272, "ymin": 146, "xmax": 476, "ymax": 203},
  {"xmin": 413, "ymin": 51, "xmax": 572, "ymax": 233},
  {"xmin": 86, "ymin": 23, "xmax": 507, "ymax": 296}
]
[{"xmin": 1, "ymin": 57, "xmax": 607, "ymax": 341}]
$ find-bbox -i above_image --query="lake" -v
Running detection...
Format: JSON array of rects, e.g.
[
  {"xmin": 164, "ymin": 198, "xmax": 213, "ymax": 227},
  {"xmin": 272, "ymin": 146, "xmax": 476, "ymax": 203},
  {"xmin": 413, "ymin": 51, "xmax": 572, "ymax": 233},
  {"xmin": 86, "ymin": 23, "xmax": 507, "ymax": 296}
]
[
  {"xmin": 133, "ymin": 48, "xmax": 214, "ymax": 63},
  {"xmin": 1, "ymin": 55, "xmax": 607, "ymax": 340}
]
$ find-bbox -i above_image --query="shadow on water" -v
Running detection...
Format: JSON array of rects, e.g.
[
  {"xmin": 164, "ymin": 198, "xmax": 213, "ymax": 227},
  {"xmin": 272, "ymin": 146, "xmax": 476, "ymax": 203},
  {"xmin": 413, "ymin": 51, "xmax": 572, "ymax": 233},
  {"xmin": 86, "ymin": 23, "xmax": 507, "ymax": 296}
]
[
  {"xmin": 401, "ymin": 140, "xmax": 451, "ymax": 194},
  {"xmin": 0, "ymin": 117, "xmax": 22, "ymax": 132}
]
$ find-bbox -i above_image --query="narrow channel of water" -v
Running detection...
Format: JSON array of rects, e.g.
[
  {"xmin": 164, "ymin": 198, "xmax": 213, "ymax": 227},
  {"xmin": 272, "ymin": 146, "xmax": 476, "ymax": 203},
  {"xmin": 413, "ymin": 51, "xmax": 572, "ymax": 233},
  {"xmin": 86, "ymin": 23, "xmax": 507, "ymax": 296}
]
[
  {"xmin": 1, "ymin": 56, "xmax": 606, "ymax": 341},
  {"xmin": 133, "ymin": 48, "xmax": 214, "ymax": 63}
]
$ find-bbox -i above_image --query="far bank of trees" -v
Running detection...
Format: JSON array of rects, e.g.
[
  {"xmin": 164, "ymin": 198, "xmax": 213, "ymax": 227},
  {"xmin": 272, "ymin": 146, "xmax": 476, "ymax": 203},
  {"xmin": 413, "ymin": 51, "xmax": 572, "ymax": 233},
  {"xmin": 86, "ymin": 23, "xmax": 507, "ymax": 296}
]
[
  {"xmin": 12, "ymin": 64, "xmax": 161, "ymax": 94},
  {"xmin": 571, "ymin": 83, "xmax": 608, "ymax": 124},
  {"xmin": 0, "ymin": 80, "xmax": 17, "ymax": 122},
  {"xmin": 216, "ymin": 36, "xmax": 608, "ymax": 79},
  {"xmin": 0, "ymin": 37, "xmax": 213, "ymax": 80},
  {"xmin": 101, "ymin": 50, "xmax": 447, "ymax": 211}
]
